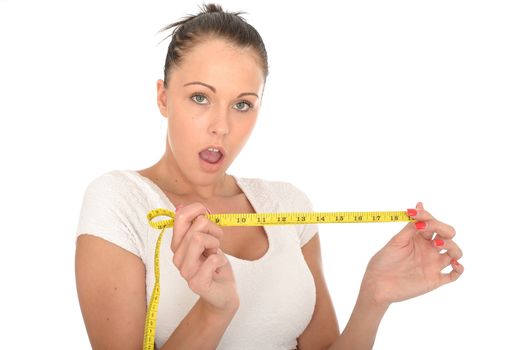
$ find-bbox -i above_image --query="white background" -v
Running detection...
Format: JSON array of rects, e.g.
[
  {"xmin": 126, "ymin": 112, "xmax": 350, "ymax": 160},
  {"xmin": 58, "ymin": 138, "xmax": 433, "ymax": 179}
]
[{"xmin": 1, "ymin": 0, "xmax": 525, "ymax": 348}]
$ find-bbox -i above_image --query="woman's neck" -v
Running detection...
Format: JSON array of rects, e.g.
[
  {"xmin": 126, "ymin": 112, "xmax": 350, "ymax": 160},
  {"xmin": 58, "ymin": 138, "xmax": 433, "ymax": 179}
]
[{"xmin": 139, "ymin": 155, "xmax": 241, "ymax": 202}]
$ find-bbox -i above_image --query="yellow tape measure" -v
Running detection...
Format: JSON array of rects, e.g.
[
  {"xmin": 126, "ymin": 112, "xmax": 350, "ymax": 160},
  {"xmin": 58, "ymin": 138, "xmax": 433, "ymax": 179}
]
[{"xmin": 142, "ymin": 208, "xmax": 415, "ymax": 349}]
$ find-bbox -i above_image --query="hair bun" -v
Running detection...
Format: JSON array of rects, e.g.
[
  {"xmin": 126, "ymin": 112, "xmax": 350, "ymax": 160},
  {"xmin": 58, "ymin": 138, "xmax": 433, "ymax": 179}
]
[{"xmin": 201, "ymin": 3, "xmax": 224, "ymax": 14}]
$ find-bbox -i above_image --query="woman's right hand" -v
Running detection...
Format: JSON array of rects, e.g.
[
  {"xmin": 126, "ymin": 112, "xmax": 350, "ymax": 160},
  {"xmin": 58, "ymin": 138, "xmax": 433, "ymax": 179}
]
[{"xmin": 171, "ymin": 203, "xmax": 239, "ymax": 314}]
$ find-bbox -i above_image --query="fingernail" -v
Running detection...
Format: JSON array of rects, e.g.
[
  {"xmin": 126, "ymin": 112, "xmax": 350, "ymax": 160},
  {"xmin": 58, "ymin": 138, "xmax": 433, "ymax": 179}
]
[
  {"xmin": 205, "ymin": 207, "xmax": 212, "ymax": 214},
  {"xmin": 415, "ymin": 221, "xmax": 426, "ymax": 230},
  {"xmin": 407, "ymin": 208, "xmax": 417, "ymax": 217},
  {"xmin": 433, "ymin": 238, "xmax": 444, "ymax": 247},
  {"xmin": 451, "ymin": 258, "xmax": 460, "ymax": 267}
]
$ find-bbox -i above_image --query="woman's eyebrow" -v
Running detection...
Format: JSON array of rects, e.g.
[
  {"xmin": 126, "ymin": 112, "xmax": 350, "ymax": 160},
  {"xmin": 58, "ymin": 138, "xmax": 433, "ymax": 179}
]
[
  {"xmin": 183, "ymin": 81, "xmax": 259, "ymax": 99},
  {"xmin": 184, "ymin": 81, "xmax": 216, "ymax": 92},
  {"xmin": 237, "ymin": 92, "xmax": 259, "ymax": 99}
]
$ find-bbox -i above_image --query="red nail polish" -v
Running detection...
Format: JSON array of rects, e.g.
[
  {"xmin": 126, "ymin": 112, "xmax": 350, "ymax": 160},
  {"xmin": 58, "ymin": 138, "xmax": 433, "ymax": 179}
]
[
  {"xmin": 451, "ymin": 259, "xmax": 460, "ymax": 267},
  {"xmin": 407, "ymin": 208, "xmax": 417, "ymax": 217},
  {"xmin": 415, "ymin": 221, "xmax": 426, "ymax": 230},
  {"xmin": 433, "ymin": 238, "xmax": 444, "ymax": 247}
]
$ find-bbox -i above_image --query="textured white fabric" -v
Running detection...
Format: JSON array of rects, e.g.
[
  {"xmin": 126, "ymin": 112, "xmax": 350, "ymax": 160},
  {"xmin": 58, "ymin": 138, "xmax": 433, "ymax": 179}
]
[{"xmin": 76, "ymin": 169, "xmax": 319, "ymax": 349}]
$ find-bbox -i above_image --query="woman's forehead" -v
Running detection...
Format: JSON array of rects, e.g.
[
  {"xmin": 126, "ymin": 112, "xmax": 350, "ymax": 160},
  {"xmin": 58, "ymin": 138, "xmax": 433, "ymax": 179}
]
[
  {"xmin": 180, "ymin": 38, "xmax": 262, "ymax": 69},
  {"xmin": 169, "ymin": 39, "xmax": 265, "ymax": 91}
]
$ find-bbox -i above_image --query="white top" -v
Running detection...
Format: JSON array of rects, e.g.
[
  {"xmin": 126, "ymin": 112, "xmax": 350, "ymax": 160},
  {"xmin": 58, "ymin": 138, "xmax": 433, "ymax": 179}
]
[{"xmin": 76, "ymin": 169, "xmax": 319, "ymax": 349}]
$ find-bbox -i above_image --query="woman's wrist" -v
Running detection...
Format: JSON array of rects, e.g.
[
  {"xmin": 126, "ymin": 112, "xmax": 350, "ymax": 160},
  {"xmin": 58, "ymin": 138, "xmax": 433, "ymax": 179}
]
[
  {"xmin": 358, "ymin": 274, "xmax": 392, "ymax": 311},
  {"xmin": 199, "ymin": 296, "xmax": 240, "ymax": 327},
  {"xmin": 354, "ymin": 289, "xmax": 390, "ymax": 320}
]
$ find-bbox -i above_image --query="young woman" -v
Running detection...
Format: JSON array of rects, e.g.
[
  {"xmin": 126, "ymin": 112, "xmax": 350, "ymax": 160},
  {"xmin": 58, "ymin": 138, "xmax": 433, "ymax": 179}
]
[{"xmin": 75, "ymin": 4, "xmax": 464, "ymax": 349}]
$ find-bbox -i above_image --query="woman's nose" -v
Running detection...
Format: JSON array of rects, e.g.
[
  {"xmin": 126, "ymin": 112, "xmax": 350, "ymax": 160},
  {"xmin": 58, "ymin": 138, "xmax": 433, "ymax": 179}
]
[{"xmin": 208, "ymin": 110, "xmax": 230, "ymax": 136}]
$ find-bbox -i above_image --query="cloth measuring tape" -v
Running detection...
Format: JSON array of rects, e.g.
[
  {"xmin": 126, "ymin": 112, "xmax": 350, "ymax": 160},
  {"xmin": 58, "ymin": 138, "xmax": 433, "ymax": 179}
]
[{"xmin": 142, "ymin": 208, "xmax": 415, "ymax": 349}]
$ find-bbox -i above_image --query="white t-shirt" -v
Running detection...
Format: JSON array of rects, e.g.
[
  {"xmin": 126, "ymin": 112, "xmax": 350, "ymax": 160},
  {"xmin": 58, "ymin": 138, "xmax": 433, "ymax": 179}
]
[{"xmin": 76, "ymin": 169, "xmax": 319, "ymax": 349}]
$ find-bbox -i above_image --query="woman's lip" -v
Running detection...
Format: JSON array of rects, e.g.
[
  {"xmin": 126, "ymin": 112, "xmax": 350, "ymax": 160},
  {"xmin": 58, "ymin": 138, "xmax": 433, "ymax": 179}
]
[{"xmin": 199, "ymin": 145, "xmax": 226, "ymax": 157}]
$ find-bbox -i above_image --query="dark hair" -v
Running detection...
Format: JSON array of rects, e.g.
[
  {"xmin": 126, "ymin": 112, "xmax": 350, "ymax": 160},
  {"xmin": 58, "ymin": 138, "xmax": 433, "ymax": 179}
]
[{"xmin": 158, "ymin": 3, "xmax": 268, "ymax": 88}]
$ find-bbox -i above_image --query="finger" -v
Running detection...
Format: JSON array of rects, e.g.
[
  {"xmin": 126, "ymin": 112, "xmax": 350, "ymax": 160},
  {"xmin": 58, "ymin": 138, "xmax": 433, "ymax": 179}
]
[
  {"xmin": 187, "ymin": 252, "xmax": 229, "ymax": 294},
  {"xmin": 173, "ymin": 215, "xmax": 224, "ymax": 267},
  {"xmin": 179, "ymin": 215, "xmax": 223, "ymax": 253},
  {"xmin": 434, "ymin": 238, "xmax": 463, "ymax": 271},
  {"xmin": 172, "ymin": 203, "xmax": 213, "ymax": 251},
  {"xmin": 417, "ymin": 220, "xmax": 456, "ymax": 240},
  {"xmin": 178, "ymin": 232, "xmax": 221, "ymax": 280},
  {"xmin": 438, "ymin": 253, "xmax": 453, "ymax": 270},
  {"xmin": 406, "ymin": 203, "xmax": 435, "ymax": 222},
  {"xmin": 433, "ymin": 238, "xmax": 463, "ymax": 260},
  {"xmin": 439, "ymin": 258, "xmax": 464, "ymax": 285}
]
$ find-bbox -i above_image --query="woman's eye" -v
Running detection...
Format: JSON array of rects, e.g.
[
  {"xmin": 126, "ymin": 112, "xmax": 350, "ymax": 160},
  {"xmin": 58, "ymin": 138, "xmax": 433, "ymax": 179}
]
[
  {"xmin": 191, "ymin": 94, "xmax": 208, "ymax": 104},
  {"xmin": 234, "ymin": 101, "xmax": 252, "ymax": 112}
]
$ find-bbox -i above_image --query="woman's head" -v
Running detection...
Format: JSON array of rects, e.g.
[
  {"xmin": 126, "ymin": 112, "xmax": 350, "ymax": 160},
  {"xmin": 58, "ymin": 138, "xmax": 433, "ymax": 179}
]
[
  {"xmin": 159, "ymin": 3, "xmax": 268, "ymax": 88},
  {"xmin": 155, "ymin": 4, "xmax": 268, "ymax": 191}
]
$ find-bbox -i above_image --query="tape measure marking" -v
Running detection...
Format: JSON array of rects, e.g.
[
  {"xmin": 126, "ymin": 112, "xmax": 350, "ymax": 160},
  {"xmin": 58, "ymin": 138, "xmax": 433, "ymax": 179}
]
[
  {"xmin": 142, "ymin": 226, "xmax": 165, "ymax": 350},
  {"xmin": 146, "ymin": 208, "xmax": 414, "ymax": 228},
  {"xmin": 142, "ymin": 208, "xmax": 415, "ymax": 349}
]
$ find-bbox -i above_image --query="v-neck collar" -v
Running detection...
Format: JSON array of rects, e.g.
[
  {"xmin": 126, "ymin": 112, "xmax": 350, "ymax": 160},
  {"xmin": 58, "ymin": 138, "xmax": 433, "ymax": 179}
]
[{"xmin": 124, "ymin": 169, "xmax": 273, "ymax": 263}]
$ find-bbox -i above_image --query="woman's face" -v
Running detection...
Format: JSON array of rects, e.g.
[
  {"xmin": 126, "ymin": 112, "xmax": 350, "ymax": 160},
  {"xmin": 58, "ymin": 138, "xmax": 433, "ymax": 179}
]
[{"xmin": 157, "ymin": 38, "xmax": 265, "ymax": 187}]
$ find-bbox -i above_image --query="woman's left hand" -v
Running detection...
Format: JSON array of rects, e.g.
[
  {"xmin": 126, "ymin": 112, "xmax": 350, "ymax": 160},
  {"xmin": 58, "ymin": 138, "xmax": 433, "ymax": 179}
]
[{"xmin": 360, "ymin": 202, "xmax": 464, "ymax": 306}]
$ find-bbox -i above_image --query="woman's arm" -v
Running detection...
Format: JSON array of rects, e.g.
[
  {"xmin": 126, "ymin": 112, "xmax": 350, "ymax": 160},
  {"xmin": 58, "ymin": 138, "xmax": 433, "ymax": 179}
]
[
  {"xmin": 75, "ymin": 235, "xmax": 147, "ymax": 349},
  {"xmin": 298, "ymin": 202, "xmax": 464, "ymax": 350},
  {"xmin": 297, "ymin": 234, "xmax": 387, "ymax": 350},
  {"xmin": 75, "ymin": 234, "xmax": 236, "ymax": 350}
]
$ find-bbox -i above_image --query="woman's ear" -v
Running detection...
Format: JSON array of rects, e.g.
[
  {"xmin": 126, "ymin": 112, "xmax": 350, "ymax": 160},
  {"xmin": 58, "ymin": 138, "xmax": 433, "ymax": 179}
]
[{"xmin": 156, "ymin": 79, "xmax": 168, "ymax": 118}]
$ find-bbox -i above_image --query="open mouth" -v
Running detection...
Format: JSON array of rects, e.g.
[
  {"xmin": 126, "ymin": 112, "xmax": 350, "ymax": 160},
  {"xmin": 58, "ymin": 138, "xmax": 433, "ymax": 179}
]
[{"xmin": 198, "ymin": 146, "xmax": 224, "ymax": 164}]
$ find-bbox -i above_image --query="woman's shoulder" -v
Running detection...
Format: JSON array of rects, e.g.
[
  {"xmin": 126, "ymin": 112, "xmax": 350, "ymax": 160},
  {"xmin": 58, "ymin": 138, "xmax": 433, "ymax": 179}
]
[
  {"xmin": 84, "ymin": 169, "xmax": 131, "ymax": 186},
  {"xmin": 77, "ymin": 169, "xmax": 148, "ymax": 258},
  {"xmin": 81, "ymin": 169, "xmax": 147, "ymax": 202},
  {"xmin": 234, "ymin": 174, "xmax": 297, "ymax": 191},
  {"xmin": 78, "ymin": 169, "xmax": 152, "ymax": 229}
]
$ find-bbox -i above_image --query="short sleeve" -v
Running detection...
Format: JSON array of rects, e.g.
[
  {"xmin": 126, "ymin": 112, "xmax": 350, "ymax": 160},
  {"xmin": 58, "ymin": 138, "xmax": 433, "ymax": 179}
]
[
  {"xmin": 286, "ymin": 183, "xmax": 319, "ymax": 247},
  {"xmin": 76, "ymin": 172, "xmax": 143, "ymax": 258}
]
